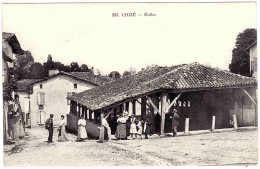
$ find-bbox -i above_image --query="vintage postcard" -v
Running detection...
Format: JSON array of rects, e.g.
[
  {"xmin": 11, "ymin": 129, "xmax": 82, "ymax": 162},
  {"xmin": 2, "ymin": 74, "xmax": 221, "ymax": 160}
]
[{"xmin": 1, "ymin": 1, "xmax": 258, "ymax": 167}]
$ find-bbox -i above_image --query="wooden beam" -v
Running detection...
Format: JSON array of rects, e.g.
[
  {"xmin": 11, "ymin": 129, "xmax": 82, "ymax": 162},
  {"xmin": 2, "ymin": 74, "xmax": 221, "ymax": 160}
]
[
  {"xmin": 141, "ymin": 97, "xmax": 147, "ymax": 119},
  {"xmin": 147, "ymin": 97, "xmax": 161, "ymax": 115},
  {"xmin": 160, "ymin": 92, "xmax": 167, "ymax": 135},
  {"xmin": 125, "ymin": 102, "xmax": 129, "ymax": 112},
  {"xmin": 185, "ymin": 118, "xmax": 189, "ymax": 134},
  {"xmin": 211, "ymin": 116, "xmax": 216, "ymax": 131},
  {"xmin": 132, "ymin": 100, "xmax": 136, "ymax": 115},
  {"xmin": 99, "ymin": 111, "xmax": 105, "ymax": 143},
  {"xmin": 166, "ymin": 84, "xmax": 257, "ymax": 94},
  {"xmin": 242, "ymin": 89, "xmax": 257, "ymax": 105},
  {"xmin": 167, "ymin": 93, "xmax": 183, "ymax": 111}
]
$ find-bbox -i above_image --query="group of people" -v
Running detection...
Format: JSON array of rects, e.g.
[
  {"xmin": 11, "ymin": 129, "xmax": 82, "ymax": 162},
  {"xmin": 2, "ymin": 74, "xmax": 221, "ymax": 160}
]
[
  {"xmin": 6, "ymin": 94, "xmax": 25, "ymax": 141},
  {"xmin": 45, "ymin": 108, "xmax": 180, "ymax": 143},
  {"xmin": 45, "ymin": 114, "xmax": 88, "ymax": 143},
  {"xmin": 115, "ymin": 111, "xmax": 153, "ymax": 140}
]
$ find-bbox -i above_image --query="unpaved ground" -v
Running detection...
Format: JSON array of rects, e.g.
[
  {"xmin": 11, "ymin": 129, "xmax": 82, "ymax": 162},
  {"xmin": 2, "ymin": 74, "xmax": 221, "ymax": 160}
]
[{"xmin": 3, "ymin": 127, "xmax": 258, "ymax": 166}]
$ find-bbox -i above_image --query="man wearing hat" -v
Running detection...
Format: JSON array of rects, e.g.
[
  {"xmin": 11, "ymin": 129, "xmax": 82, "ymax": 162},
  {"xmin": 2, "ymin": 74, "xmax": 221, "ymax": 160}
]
[
  {"xmin": 171, "ymin": 109, "xmax": 180, "ymax": 137},
  {"xmin": 45, "ymin": 114, "xmax": 54, "ymax": 143}
]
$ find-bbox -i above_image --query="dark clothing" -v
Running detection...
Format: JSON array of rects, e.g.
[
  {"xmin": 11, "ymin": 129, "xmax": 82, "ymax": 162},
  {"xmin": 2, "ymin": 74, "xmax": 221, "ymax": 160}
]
[
  {"xmin": 173, "ymin": 125, "xmax": 178, "ymax": 137},
  {"xmin": 46, "ymin": 118, "xmax": 53, "ymax": 142},
  {"xmin": 125, "ymin": 118, "xmax": 130, "ymax": 136},
  {"xmin": 48, "ymin": 128, "xmax": 53, "ymax": 142},
  {"xmin": 144, "ymin": 118, "xmax": 152, "ymax": 139},
  {"xmin": 115, "ymin": 123, "xmax": 127, "ymax": 139},
  {"xmin": 172, "ymin": 113, "xmax": 180, "ymax": 137},
  {"xmin": 172, "ymin": 113, "xmax": 180, "ymax": 126}
]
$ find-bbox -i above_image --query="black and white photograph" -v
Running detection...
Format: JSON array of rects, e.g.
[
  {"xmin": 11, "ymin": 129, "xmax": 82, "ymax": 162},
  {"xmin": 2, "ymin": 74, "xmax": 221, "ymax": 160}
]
[{"xmin": 1, "ymin": 0, "xmax": 258, "ymax": 167}]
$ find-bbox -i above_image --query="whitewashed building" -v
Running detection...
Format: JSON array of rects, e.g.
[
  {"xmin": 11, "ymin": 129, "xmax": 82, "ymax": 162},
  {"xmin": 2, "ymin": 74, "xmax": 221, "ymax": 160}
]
[
  {"xmin": 15, "ymin": 71, "xmax": 112, "ymax": 126},
  {"xmin": 247, "ymin": 42, "xmax": 257, "ymax": 79}
]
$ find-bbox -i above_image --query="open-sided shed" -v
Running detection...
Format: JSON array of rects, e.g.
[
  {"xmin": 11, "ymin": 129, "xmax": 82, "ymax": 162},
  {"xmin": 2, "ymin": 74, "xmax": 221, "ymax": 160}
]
[{"xmin": 67, "ymin": 63, "xmax": 257, "ymax": 139}]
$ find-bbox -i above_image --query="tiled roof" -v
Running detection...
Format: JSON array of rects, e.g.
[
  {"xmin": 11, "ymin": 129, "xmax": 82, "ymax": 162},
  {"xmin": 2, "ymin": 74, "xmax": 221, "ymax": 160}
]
[
  {"xmin": 61, "ymin": 71, "xmax": 113, "ymax": 86},
  {"xmin": 17, "ymin": 72, "xmax": 113, "ymax": 92},
  {"xmin": 68, "ymin": 62, "xmax": 257, "ymax": 111},
  {"xmin": 2, "ymin": 32, "xmax": 24, "ymax": 55},
  {"xmin": 16, "ymin": 79, "xmax": 40, "ymax": 92}
]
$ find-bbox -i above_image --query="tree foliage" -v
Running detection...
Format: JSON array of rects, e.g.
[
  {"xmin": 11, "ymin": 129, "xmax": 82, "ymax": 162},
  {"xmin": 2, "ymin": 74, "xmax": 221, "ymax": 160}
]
[
  {"xmin": 123, "ymin": 67, "xmax": 137, "ymax": 77},
  {"xmin": 229, "ymin": 28, "xmax": 257, "ymax": 76},
  {"xmin": 13, "ymin": 50, "xmax": 34, "ymax": 80},
  {"xmin": 14, "ymin": 53, "xmax": 94, "ymax": 80},
  {"xmin": 108, "ymin": 71, "xmax": 121, "ymax": 79}
]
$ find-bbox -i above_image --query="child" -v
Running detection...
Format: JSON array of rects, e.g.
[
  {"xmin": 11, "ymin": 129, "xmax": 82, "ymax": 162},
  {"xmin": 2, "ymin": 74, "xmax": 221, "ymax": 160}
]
[
  {"xmin": 136, "ymin": 117, "xmax": 143, "ymax": 139},
  {"xmin": 129, "ymin": 114, "xmax": 137, "ymax": 139}
]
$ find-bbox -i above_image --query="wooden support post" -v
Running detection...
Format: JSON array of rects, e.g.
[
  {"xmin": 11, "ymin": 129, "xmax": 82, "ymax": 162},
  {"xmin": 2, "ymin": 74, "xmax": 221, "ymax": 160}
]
[
  {"xmin": 141, "ymin": 97, "xmax": 147, "ymax": 119},
  {"xmin": 125, "ymin": 102, "xmax": 129, "ymax": 112},
  {"xmin": 89, "ymin": 110, "xmax": 93, "ymax": 122},
  {"xmin": 160, "ymin": 92, "xmax": 167, "ymax": 135},
  {"xmin": 119, "ymin": 104, "xmax": 123, "ymax": 114},
  {"xmin": 233, "ymin": 114, "xmax": 238, "ymax": 129},
  {"xmin": 99, "ymin": 111, "xmax": 105, "ymax": 143},
  {"xmin": 185, "ymin": 118, "xmax": 189, "ymax": 134},
  {"xmin": 132, "ymin": 100, "xmax": 136, "ymax": 115},
  {"xmin": 211, "ymin": 116, "xmax": 216, "ymax": 131}
]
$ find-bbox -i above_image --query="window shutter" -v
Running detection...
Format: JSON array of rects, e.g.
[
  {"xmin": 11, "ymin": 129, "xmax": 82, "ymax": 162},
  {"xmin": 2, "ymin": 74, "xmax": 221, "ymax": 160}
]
[
  {"xmin": 37, "ymin": 93, "xmax": 45, "ymax": 105},
  {"xmin": 67, "ymin": 92, "xmax": 72, "ymax": 105}
]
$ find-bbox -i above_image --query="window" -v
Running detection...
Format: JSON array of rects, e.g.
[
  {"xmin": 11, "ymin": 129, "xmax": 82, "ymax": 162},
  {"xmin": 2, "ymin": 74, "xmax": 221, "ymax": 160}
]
[
  {"xmin": 40, "ymin": 84, "xmax": 43, "ymax": 89},
  {"xmin": 74, "ymin": 84, "xmax": 77, "ymax": 89}
]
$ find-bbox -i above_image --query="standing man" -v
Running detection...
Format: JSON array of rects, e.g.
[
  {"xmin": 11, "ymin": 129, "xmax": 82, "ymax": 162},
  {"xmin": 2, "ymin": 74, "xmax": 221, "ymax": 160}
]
[
  {"xmin": 171, "ymin": 109, "xmax": 180, "ymax": 137},
  {"xmin": 45, "ymin": 114, "xmax": 54, "ymax": 143}
]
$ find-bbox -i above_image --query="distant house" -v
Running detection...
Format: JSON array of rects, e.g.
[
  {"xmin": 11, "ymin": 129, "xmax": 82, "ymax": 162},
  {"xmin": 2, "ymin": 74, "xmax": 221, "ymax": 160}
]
[
  {"xmin": 67, "ymin": 63, "xmax": 257, "ymax": 138},
  {"xmin": 2, "ymin": 32, "xmax": 24, "ymax": 142},
  {"xmin": 15, "ymin": 70, "xmax": 112, "ymax": 126},
  {"xmin": 247, "ymin": 42, "xmax": 257, "ymax": 79}
]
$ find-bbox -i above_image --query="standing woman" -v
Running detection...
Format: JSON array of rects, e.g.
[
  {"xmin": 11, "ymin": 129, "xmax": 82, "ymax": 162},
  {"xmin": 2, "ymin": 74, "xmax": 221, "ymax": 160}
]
[
  {"xmin": 130, "ymin": 114, "xmax": 137, "ymax": 139},
  {"xmin": 124, "ymin": 111, "xmax": 131, "ymax": 137},
  {"xmin": 115, "ymin": 114, "xmax": 127, "ymax": 140},
  {"xmin": 58, "ymin": 115, "xmax": 70, "ymax": 142},
  {"xmin": 77, "ymin": 115, "xmax": 88, "ymax": 141}
]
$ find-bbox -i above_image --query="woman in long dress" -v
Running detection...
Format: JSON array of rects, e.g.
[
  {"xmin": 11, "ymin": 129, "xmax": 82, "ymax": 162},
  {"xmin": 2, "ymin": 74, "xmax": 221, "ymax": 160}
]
[
  {"xmin": 115, "ymin": 114, "xmax": 127, "ymax": 140},
  {"xmin": 77, "ymin": 115, "xmax": 88, "ymax": 141},
  {"xmin": 58, "ymin": 115, "xmax": 70, "ymax": 142}
]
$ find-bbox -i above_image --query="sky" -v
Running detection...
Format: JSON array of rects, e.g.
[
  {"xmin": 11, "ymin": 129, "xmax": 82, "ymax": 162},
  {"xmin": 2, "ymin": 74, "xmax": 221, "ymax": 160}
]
[{"xmin": 1, "ymin": 2, "xmax": 257, "ymax": 75}]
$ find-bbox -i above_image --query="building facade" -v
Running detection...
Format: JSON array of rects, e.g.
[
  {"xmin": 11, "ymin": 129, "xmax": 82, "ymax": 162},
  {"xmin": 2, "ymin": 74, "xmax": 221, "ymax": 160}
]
[
  {"xmin": 2, "ymin": 32, "xmax": 24, "ymax": 142},
  {"xmin": 16, "ymin": 71, "xmax": 112, "ymax": 126},
  {"xmin": 248, "ymin": 42, "xmax": 257, "ymax": 79}
]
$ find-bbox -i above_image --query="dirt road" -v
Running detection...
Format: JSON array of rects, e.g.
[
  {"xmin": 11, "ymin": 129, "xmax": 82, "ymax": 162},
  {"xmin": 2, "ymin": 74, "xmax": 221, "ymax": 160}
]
[{"xmin": 3, "ymin": 127, "xmax": 258, "ymax": 166}]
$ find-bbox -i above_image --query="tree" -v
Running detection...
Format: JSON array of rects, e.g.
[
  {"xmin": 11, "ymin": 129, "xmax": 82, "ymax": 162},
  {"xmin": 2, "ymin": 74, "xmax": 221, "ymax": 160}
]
[
  {"xmin": 30, "ymin": 62, "xmax": 45, "ymax": 79},
  {"xmin": 80, "ymin": 64, "xmax": 89, "ymax": 72},
  {"xmin": 46, "ymin": 54, "xmax": 54, "ymax": 70},
  {"xmin": 123, "ymin": 71, "xmax": 131, "ymax": 77},
  {"xmin": 141, "ymin": 64, "xmax": 159, "ymax": 71},
  {"xmin": 108, "ymin": 71, "xmax": 121, "ymax": 79},
  {"xmin": 229, "ymin": 28, "xmax": 257, "ymax": 76},
  {"xmin": 13, "ymin": 50, "xmax": 34, "ymax": 80},
  {"xmin": 123, "ymin": 67, "xmax": 137, "ymax": 77},
  {"xmin": 70, "ymin": 62, "xmax": 80, "ymax": 72}
]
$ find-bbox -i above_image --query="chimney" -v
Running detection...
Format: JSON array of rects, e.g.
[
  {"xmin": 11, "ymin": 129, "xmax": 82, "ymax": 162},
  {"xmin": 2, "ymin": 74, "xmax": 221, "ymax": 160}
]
[{"xmin": 48, "ymin": 69, "xmax": 60, "ymax": 77}]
